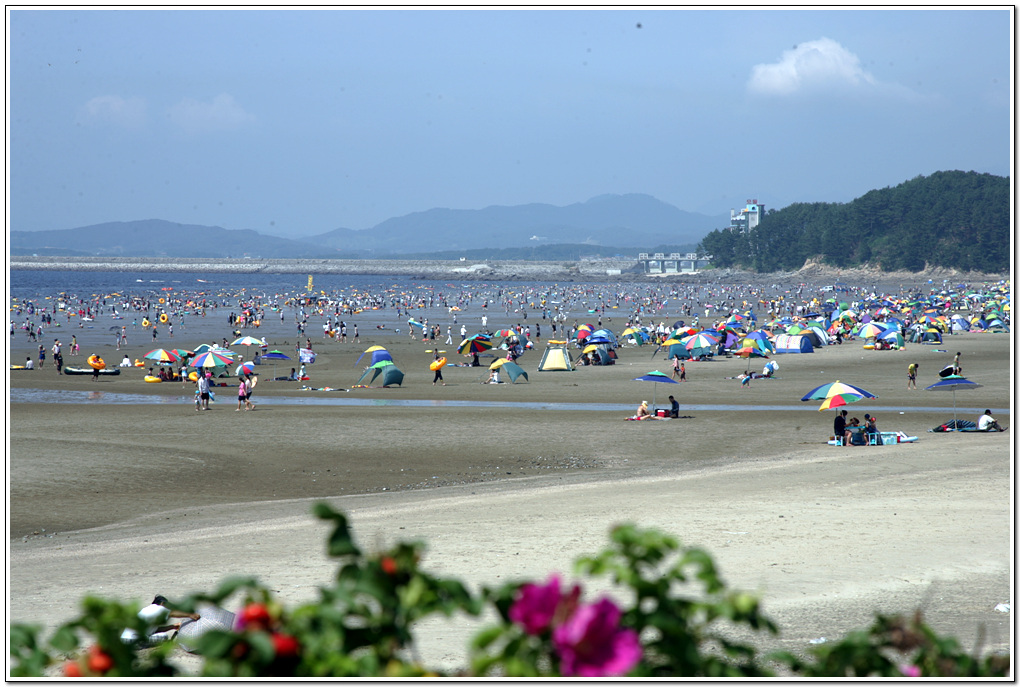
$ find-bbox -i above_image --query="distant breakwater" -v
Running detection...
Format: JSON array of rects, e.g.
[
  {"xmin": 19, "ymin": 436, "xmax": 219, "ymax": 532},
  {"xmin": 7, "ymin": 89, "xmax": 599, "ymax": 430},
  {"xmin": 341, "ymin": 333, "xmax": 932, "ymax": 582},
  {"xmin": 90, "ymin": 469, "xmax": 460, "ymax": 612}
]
[{"xmin": 9, "ymin": 256, "xmax": 711, "ymax": 283}]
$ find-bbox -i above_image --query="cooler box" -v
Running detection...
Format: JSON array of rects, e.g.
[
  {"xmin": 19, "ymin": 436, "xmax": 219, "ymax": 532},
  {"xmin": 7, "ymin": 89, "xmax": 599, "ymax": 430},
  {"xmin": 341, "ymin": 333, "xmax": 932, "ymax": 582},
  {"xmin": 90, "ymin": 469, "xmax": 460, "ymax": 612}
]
[{"xmin": 656, "ymin": 409, "xmax": 668, "ymax": 418}]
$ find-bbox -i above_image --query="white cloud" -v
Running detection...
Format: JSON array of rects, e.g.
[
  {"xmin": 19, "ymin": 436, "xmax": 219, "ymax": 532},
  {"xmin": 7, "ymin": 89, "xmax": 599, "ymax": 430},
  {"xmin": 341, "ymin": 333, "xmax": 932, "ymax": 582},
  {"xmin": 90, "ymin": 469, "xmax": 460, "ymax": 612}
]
[
  {"xmin": 747, "ymin": 37, "xmax": 879, "ymax": 96},
  {"xmin": 168, "ymin": 93, "xmax": 255, "ymax": 134},
  {"xmin": 83, "ymin": 95, "xmax": 147, "ymax": 127}
]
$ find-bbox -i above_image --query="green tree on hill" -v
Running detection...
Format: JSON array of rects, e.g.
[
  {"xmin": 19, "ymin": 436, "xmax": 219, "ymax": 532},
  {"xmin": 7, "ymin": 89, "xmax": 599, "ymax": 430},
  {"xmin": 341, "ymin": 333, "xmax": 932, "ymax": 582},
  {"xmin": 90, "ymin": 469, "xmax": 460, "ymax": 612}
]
[{"xmin": 698, "ymin": 171, "xmax": 1009, "ymax": 272}]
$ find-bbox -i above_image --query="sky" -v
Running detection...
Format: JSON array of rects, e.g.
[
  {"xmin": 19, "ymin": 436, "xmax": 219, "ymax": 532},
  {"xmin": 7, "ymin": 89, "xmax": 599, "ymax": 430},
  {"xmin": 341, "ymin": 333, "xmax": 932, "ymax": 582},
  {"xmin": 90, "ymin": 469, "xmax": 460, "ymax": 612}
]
[{"xmin": 7, "ymin": 7, "xmax": 1012, "ymax": 239}]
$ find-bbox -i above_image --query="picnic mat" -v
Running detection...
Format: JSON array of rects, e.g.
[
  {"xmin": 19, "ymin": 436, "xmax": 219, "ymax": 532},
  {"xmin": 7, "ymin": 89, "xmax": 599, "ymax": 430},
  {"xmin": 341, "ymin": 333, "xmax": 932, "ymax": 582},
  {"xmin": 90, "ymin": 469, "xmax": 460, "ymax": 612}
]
[{"xmin": 176, "ymin": 604, "xmax": 236, "ymax": 653}]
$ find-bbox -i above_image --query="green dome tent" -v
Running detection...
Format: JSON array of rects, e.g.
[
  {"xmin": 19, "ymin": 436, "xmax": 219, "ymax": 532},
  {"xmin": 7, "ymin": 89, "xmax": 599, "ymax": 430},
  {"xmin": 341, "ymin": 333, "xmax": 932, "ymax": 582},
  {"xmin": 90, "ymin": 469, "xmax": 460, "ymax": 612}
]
[{"xmin": 357, "ymin": 360, "xmax": 404, "ymax": 387}]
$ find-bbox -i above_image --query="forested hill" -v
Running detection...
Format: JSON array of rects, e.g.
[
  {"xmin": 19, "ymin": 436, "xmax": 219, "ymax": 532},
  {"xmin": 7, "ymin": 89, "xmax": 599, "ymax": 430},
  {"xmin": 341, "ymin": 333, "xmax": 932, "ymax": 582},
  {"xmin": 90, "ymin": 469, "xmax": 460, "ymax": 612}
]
[{"xmin": 698, "ymin": 171, "xmax": 1009, "ymax": 273}]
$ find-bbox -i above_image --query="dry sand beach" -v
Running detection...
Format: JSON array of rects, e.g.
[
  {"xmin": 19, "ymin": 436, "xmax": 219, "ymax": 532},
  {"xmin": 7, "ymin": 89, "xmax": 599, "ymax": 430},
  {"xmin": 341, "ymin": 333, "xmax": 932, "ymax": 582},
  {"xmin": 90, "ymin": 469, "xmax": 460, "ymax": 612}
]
[{"xmin": 8, "ymin": 281, "xmax": 1014, "ymax": 673}]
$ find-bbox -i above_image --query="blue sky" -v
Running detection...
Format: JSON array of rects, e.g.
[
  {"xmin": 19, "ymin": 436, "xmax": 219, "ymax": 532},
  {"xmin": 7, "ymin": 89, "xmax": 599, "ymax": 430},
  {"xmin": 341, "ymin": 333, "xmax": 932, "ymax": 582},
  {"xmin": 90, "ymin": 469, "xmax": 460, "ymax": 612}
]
[{"xmin": 8, "ymin": 8, "xmax": 1011, "ymax": 238}]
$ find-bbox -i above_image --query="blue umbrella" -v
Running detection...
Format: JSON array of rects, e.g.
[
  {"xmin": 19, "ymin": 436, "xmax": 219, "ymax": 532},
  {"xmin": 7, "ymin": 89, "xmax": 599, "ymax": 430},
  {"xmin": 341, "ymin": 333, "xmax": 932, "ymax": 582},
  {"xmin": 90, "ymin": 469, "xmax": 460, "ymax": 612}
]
[
  {"xmin": 924, "ymin": 375, "xmax": 983, "ymax": 428},
  {"xmin": 633, "ymin": 370, "xmax": 680, "ymax": 410},
  {"xmin": 262, "ymin": 350, "xmax": 291, "ymax": 378}
]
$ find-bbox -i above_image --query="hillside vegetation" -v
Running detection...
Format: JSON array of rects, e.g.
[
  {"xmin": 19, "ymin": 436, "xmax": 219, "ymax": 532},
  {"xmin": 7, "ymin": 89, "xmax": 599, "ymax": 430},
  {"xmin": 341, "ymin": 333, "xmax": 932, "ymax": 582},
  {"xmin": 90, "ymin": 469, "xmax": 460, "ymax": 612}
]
[{"xmin": 697, "ymin": 171, "xmax": 1009, "ymax": 273}]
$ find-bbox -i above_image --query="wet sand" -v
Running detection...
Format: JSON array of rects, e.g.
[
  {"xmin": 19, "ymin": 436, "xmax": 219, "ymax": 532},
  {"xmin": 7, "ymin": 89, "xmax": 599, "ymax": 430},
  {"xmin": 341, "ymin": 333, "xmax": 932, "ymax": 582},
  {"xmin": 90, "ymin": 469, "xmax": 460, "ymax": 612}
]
[{"xmin": 8, "ymin": 300, "xmax": 1014, "ymax": 670}]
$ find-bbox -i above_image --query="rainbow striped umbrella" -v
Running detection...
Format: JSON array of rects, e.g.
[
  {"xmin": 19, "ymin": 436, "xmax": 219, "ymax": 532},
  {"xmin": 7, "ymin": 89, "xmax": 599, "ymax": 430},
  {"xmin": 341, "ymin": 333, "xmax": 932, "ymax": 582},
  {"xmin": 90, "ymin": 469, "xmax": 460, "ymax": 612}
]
[
  {"xmin": 856, "ymin": 322, "xmax": 889, "ymax": 339},
  {"xmin": 190, "ymin": 350, "xmax": 233, "ymax": 368},
  {"xmin": 144, "ymin": 348, "xmax": 180, "ymax": 363},
  {"xmin": 801, "ymin": 380, "xmax": 877, "ymax": 412},
  {"xmin": 682, "ymin": 332, "xmax": 720, "ymax": 350}
]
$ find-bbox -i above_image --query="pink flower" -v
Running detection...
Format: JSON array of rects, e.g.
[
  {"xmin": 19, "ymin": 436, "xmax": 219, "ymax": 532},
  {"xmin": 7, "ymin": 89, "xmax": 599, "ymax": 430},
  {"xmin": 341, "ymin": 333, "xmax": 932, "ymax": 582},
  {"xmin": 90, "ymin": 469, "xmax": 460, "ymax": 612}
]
[
  {"xmin": 900, "ymin": 664, "xmax": 922, "ymax": 677},
  {"xmin": 552, "ymin": 598, "xmax": 642, "ymax": 677},
  {"xmin": 509, "ymin": 574, "xmax": 579, "ymax": 635}
]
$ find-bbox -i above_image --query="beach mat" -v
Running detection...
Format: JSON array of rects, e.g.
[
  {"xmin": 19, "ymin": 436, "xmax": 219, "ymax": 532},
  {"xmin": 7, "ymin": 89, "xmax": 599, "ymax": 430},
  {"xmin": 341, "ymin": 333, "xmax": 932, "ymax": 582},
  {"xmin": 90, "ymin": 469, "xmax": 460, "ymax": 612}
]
[{"xmin": 176, "ymin": 604, "xmax": 235, "ymax": 653}]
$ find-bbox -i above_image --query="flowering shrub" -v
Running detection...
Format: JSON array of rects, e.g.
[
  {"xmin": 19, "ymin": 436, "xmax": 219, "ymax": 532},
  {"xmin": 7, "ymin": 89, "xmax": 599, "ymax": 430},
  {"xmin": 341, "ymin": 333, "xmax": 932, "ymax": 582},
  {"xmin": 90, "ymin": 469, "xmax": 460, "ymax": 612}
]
[{"xmin": 9, "ymin": 503, "xmax": 1010, "ymax": 678}]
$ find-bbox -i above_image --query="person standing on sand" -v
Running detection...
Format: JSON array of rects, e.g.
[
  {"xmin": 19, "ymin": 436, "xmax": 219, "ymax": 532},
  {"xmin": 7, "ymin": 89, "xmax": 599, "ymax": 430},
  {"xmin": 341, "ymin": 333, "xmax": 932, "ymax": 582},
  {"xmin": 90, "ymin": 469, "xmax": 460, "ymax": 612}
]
[
  {"xmin": 432, "ymin": 352, "xmax": 446, "ymax": 386},
  {"xmin": 953, "ymin": 352, "xmax": 962, "ymax": 375},
  {"xmin": 236, "ymin": 375, "xmax": 247, "ymax": 411},
  {"xmin": 197, "ymin": 372, "xmax": 211, "ymax": 411},
  {"xmin": 671, "ymin": 355, "xmax": 681, "ymax": 380},
  {"xmin": 244, "ymin": 374, "xmax": 256, "ymax": 410},
  {"xmin": 907, "ymin": 362, "xmax": 918, "ymax": 390},
  {"xmin": 53, "ymin": 340, "xmax": 63, "ymax": 375},
  {"xmin": 680, "ymin": 362, "xmax": 686, "ymax": 382}
]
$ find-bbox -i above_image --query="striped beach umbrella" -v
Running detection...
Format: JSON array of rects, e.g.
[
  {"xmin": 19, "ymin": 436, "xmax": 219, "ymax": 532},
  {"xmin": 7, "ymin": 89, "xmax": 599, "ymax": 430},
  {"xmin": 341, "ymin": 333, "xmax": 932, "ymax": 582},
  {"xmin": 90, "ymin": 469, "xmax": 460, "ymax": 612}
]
[
  {"xmin": 190, "ymin": 350, "xmax": 233, "ymax": 368},
  {"xmin": 144, "ymin": 348, "xmax": 180, "ymax": 363}
]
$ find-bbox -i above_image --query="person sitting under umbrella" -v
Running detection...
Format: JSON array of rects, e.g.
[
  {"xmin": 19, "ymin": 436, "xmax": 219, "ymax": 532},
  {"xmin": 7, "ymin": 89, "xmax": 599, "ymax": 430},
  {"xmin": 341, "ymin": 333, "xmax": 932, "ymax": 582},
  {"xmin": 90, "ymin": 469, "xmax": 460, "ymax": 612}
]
[
  {"xmin": 631, "ymin": 400, "xmax": 654, "ymax": 420},
  {"xmin": 979, "ymin": 410, "xmax": 1004, "ymax": 432},
  {"xmin": 864, "ymin": 413, "xmax": 880, "ymax": 444}
]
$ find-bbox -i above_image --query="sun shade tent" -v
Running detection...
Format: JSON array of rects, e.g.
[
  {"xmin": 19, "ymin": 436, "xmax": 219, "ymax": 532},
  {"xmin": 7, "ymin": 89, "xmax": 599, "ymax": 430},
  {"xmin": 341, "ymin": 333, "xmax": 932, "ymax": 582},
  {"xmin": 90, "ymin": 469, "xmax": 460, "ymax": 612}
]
[
  {"xmin": 501, "ymin": 361, "xmax": 529, "ymax": 383},
  {"xmin": 357, "ymin": 361, "xmax": 404, "ymax": 386},
  {"xmin": 538, "ymin": 342, "xmax": 574, "ymax": 371},
  {"xmin": 773, "ymin": 334, "xmax": 814, "ymax": 353}
]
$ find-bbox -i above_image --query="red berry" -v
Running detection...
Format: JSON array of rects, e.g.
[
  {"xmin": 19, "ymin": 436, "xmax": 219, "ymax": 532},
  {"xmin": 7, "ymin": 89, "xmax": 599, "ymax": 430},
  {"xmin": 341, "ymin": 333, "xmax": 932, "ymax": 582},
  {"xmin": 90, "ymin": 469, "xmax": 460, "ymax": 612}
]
[
  {"xmin": 381, "ymin": 557, "xmax": 398, "ymax": 576},
  {"xmin": 239, "ymin": 603, "xmax": 272, "ymax": 629},
  {"xmin": 63, "ymin": 661, "xmax": 84, "ymax": 677},
  {"xmin": 86, "ymin": 646, "xmax": 114, "ymax": 674},
  {"xmin": 272, "ymin": 633, "xmax": 300, "ymax": 659}
]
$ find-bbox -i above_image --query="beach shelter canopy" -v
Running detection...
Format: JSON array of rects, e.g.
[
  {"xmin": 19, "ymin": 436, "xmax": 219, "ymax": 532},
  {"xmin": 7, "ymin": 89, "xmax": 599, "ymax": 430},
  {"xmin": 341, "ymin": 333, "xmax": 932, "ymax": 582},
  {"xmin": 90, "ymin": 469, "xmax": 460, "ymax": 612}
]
[
  {"xmin": 501, "ymin": 361, "xmax": 529, "ymax": 383},
  {"xmin": 774, "ymin": 334, "xmax": 814, "ymax": 353},
  {"xmin": 357, "ymin": 361, "xmax": 404, "ymax": 386},
  {"xmin": 538, "ymin": 342, "xmax": 574, "ymax": 371}
]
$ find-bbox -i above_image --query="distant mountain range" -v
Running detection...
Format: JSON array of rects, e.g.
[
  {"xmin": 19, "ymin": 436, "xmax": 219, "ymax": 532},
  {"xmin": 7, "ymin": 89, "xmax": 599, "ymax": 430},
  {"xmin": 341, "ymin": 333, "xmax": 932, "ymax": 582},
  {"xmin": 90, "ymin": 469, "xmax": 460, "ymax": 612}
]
[{"xmin": 10, "ymin": 194, "xmax": 728, "ymax": 259}]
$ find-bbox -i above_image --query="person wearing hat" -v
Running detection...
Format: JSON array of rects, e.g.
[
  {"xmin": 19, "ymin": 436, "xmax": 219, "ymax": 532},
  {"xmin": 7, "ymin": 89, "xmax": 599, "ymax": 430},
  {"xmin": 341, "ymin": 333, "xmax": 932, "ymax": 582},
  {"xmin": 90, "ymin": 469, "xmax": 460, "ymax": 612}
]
[
  {"xmin": 635, "ymin": 400, "xmax": 652, "ymax": 420},
  {"xmin": 978, "ymin": 410, "xmax": 1004, "ymax": 432},
  {"xmin": 864, "ymin": 413, "xmax": 880, "ymax": 444}
]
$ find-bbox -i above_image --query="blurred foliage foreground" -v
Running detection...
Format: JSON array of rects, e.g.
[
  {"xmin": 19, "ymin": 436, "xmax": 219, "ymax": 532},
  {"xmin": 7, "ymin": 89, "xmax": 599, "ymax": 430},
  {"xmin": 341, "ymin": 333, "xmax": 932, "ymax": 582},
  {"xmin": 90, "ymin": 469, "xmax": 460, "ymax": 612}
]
[{"xmin": 10, "ymin": 504, "xmax": 1010, "ymax": 678}]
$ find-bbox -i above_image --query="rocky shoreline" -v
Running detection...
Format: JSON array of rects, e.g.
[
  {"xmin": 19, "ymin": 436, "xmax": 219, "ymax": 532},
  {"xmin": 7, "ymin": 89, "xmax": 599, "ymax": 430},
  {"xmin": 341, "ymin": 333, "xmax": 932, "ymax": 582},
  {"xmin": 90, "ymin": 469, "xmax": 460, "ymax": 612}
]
[{"xmin": 8, "ymin": 255, "xmax": 1006, "ymax": 285}]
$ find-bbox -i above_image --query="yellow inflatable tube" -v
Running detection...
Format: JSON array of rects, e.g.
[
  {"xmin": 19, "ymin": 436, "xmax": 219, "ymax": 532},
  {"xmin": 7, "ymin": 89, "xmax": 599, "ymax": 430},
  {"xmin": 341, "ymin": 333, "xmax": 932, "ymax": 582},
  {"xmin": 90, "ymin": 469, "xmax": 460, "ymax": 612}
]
[
  {"xmin": 144, "ymin": 375, "xmax": 162, "ymax": 383},
  {"xmin": 87, "ymin": 355, "xmax": 106, "ymax": 370}
]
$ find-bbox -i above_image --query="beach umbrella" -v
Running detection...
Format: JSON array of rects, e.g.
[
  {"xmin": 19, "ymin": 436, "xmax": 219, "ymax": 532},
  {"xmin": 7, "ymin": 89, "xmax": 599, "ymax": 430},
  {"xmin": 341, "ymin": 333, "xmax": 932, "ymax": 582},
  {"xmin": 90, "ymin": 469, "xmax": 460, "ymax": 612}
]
[
  {"xmin": 235, "ymin": 361, "xmax": 256, "ymax": 377},
  {"xmin": 924, "ymin": 375, "xmax": 983, "ymax": 428},
  {"xmin": 733, "ymin": 345, "xmax": 768, "ymax": 373},
  {"xmin": 633, "ymin": 370, "xmax": 680, "ymax": 410},
  {"xmin": 144, "ymin": 348, "xmax": 180, "ymax": 363},
  {"xmin": 489, "ymin": 358, "xmax": 508, "ymax": 370},
  {"xmin": 262, "ymin": 349, "xmax": 291, "ymax": 378},
  {"xmin": 171, "ymin": 348, "xmax": 195, "ymax": 360},
  {"xmin": 856, "ymin": 322, "xmax": 889, "ymax": 339},
  {"xmin": 683, "ymin": 332, "xmax": 719, "ymax": 351},
  {"xmin": 231, "ymin": 335, "xmax": 263, "ymax": 347},
  {"xmin": 354, "ymin": 345, "xmax": 387, "ymax": 366},
  {"xmin": 801, "ymin": 380, "xmax": 877, "ymax": 412},
  {"xmin": 459, "ymin": 335, "xmax": 493, "ymax": 355},
  {"xmin": 877, "ymin": 329, "xmax": 906, "ymax": 348}
]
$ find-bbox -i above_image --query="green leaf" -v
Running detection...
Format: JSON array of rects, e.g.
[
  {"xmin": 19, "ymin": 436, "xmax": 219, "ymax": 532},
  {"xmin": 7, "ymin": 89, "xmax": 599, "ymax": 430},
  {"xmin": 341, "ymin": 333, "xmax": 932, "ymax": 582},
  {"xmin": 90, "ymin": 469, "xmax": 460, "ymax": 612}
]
[{"xmin": 48, "ymin": 625, "xmax": 79, "ymax": 653}]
